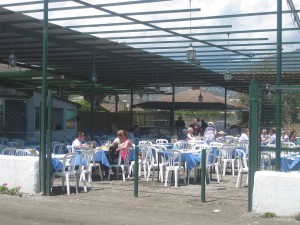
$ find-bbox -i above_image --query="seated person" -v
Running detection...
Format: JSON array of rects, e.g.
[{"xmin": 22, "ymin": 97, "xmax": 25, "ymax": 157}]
[
  {"xmin": 289, "ymin": 130, "xmax": 299, "ymax": 145},
  {"xmin": 261, "ymin": 129, "xmax": 269, "ymax": 143},
  {"xmin": 71, "ymin": 131, "xmax": 88, "ymax": 152},
  {"xmin": 238, "ymin": 128, "xmax": 249, "ymax": 142},
  {"xmin": 281, "ymin": 130, "xmax": 289, "ymax": 142},
  {"xmin": 216, "ymin": 131, "xmax": 227, "ymax": 143},
  {"xmin": 115, "ymin": 130, "xmax": 132, "ymax": 163},
  {"xmin": 178, "ymin": 129, "xmax": 189, "ymax": 141},
  {"xmin": 187, "ymin": 127, "xmax": 195, "ymax": 140},
  {"xmin": 204, "ymin": 122, "xmax": 217, "ymax": 143}
]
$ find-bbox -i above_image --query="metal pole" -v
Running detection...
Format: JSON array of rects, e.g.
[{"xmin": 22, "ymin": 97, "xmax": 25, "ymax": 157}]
[
  {"xmin": 224, "ymin": 86, "xmax": 227, "ymax": 131},
  {"xmin": 46, "ymin": 90, "xmax": 52, "ymax": 196},
  {"xmin": 130, "ymin": 88, "xmax": 133, "ymax": 127},
  {"xmin": 248, "ymin": 80, "xmax": 259, "ymax": 212},
  {"xmin": 115, "ymin": 95, "xmax": 118, "ymax": 113},
  {"xmin": 41, "ymin": 0, "xmax": 49, "ymax": 195},
  {"xmin": 201, "ymin": 149, "xmax": 206, "ymax": 203},
  {"xmin": 91, "ymin": 83, "xmax": 95, "ymax": 140},
  {"xmin": 134, "ymin": 145, "xmax": 139, "ymax": 197},
  {"xmin": 275, "ymin": 0, "xmax": 282, "ymax": 171},
  {"xmin": 170, "ymin": 75, "xmax": 175, "ymax": 128}
]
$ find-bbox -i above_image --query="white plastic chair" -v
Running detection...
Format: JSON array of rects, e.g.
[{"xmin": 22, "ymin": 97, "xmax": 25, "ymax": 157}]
[
  {"xmin": 236, "ymin": 149, "xmax": 248, "ymax": 187},
  {"xmin": 156, "ymin": 139, "xmax": 168, "ymax": 144},
  {"xmin": 53, "ymin": 143, "xmax": 66, "ymax": 154},
  {"xmin": 8, "ymin": 141, "xmax": 18, "ymax": 147},
  {"xmin": 187, "ymin": 144, "xmax": 208, "ymax": 184},
  {"xmin": 260, "ymin": 152, "xmax": 272, "ymax": 171},
  {"xmin": 90, "ymin": 150, "xmax": 103, "ymax": 181},
  {"xmin": 206, "ymin": 146, "xmax": 222, "ymax": 183},
  {"xmin": 80, "ymin": 150, "xmax": 94, "ymax": 192},
  {"xmin": 108, "ymin": 147, "xmax": 133, "ymax": 181},
  {"xmin": 220, "ymin": 144, "xmax": 237, "ymax": 176},
  {"xmin": 129, "ymin": 145, "xmax": 148, "ymax": 178},
  {"xmin": 173, "ymin": 140, "xmax": 188, "ymax": 149},
  {"xmin": 15, "ymin": 149, "xmax": 31, "ymax": 156},
  {"xmin": 138, "ymin": 140, "xmax": 153, "ymax": 146},
  {"xmin": 164, "ymin": 150, "xmax": 186, "ymax": 187},
  {"xmin": 66, "ymin": 145, "xmax": 72, "ymax": 153},
  {"xmin": 52, "ymin": 152, "xmax": 81, "ymax": 195},
  {"xmin": 146, "ymin": 146, "xmax": 161, "ymax": 182},
  {"xmin": 2, "ymin": 148, "xmax": 17, "ymax": 155}
]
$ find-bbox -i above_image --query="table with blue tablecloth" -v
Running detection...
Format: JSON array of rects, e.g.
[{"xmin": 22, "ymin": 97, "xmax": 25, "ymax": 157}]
[{"xmin": 281, "ymin": 156, "xmax": 300, "ymax": 172}]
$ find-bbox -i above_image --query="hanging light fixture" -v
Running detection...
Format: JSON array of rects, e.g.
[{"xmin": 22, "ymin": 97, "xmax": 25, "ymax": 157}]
[
  {"xmin": 9, "ymin": 34, "xmax": 17, "ymax": 67},
  {"xmin": 155, "ymin": 64, "xmax": 160, "ymax": 93},
  {"xmin": 224, "ymin": 33, "xmax": 233, "ymax": 81},
  {"xmin": 9, "ymin": 52, "xmax": 17, "ymax": 68},
  {"xmin": 91, "ymin": 48, "xmax": 97, "ymax": 83},
  {"xmin": 198, "ymin": 88, "xmax": 203, "ymax": 102},
  {"xmin": 186, "ymin": 0, "xmax": 196, "ymax": 62}
]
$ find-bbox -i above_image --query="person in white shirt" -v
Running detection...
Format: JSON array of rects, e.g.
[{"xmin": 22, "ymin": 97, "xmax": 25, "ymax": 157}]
[
  {"xmin": 71, "ymin": 131, "xmax": 87, "ymax": 152},
  {"xmin": 187, "ymin": 127, "xmax": 195, "ymax": 140},
  {"xmin": 281, "ymin": 130, "xmax": 289, "ymax": 142},
  {"xmin": 238, "ymin": 128, "xmax": 249, "ymax": 142}
]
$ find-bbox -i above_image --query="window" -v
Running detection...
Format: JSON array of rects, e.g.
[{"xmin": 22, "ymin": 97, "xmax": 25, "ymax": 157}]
[{"xmin": 66, "ymin": 108, "xmax": 75, "ymax": 129}]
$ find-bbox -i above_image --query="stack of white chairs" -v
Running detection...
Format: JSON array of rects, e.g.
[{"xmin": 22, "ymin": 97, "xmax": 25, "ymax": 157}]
[{"xmin": 128, "ymin": 145, "xmax": 148, "ymax": 178}]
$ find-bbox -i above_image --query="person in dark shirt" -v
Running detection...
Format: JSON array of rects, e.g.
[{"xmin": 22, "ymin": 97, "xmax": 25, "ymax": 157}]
[
  {"xmin": 178, "ymin": 129, "xmax": 189, "ymax": 141},
  {"xmin": 189, "ymin": 118, "xmax": 201, "ymax": 137},
  {"xmin": 200, "ymin": 119, "xmax": 208, "ymax": 136},
  {"xmin": 175, "ymin": 116, "xmax": 185, "ymax": 137}
]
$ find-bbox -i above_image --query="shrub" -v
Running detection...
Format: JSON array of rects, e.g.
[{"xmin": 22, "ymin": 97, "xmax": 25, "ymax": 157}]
[
  {"xmin": 261, "ymin": 212, "xmax": 276, "ymax": 218},
  {"xmin": 295, "ymin": 213, "xmax": 300, "ymax": 221},
  {"xmin": 0, "ymin": 183, "xmax": 21, "ymax": 195}
]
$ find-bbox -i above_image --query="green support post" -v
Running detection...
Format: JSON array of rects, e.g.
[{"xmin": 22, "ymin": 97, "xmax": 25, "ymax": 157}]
[
  {"xmin": 275, "ymin": 0, "xmax": 282, "ymax": 171},
  {"xmin": 248, "ymin": 80, "xmax": 259, "ymax": 212},
  {"xmin": 40, "ymin": 0, "xmax": 49, "ymax": 195},
  {"xmin": 46, "ymin": 90, "xmax": 52, "ymax": 196},
  {"xmin": 91, "ymin": 83, "xmax": 95, "ymax": 140},
  {"xmin": 134, "ymin": 146, "xmax": 139, "ymax": 197},
  {"xmin": 201, "ymin": 149, "xmax": 206, "ymax": 203}
]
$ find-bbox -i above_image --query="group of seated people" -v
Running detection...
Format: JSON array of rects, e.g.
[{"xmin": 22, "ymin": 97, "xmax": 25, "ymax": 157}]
[
  {"xmin": 261, "ymin": 128, "xmax": 299, "ymax": 146},
  {"xmin": 177, "ymin": 121, "xmax": 250, "ymax": 144}
]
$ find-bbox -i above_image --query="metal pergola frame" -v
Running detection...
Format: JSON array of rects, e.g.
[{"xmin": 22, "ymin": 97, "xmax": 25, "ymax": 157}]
[{"xmin": 0, "ymin": 0, "xmax": 299, "ymax": 202}]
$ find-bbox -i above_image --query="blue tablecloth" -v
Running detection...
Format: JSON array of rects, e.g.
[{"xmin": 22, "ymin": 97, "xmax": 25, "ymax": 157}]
[
  {"xmin": 183, "ymin": 152, "xmax": 202, "ymax": 171},
  {"xmin": 281, "ymin": 156, "xmax": 300, "ymax": 172},
  {"xmin": 158, "ymin": 143, "xmax": 174, "ymax": 149},
  {"xmin": 51, "ymin": 158, "xmax": 63, "ymax": 172},
  {"xmin": 94, "ymin": 150, "xmax": 110, "ymax": 167}
]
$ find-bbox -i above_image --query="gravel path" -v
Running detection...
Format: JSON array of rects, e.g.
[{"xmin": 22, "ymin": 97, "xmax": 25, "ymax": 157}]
[{"xmin": 0, "ymin": 175, "xmax": 298, "ymax": 225}]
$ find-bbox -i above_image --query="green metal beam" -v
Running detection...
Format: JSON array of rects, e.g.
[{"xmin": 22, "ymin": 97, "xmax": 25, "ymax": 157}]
[
  {"xmin": 45, "ymin": 9, "xmax": 300, "ymax": 27},
  {"xmin": 52, "ymin": 8, "xmax": 200, "ymax": 22},
  {"xmin": 71, "ymin": 0, "xmax": 252, "ymax": 57},
  {"xmin": 84, "ymin": 25, "xmax": 232, "ymax": 35},
  {"xmin": 103, "ymin": 28, "xmax": 299, "ymax": 40},
  {"xmin": 6, "ymin": 0, "xmax": 173, "ymax": 13}
]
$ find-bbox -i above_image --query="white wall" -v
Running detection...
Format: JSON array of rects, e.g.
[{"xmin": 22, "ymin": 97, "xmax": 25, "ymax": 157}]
[
  {"xmin": 0, "ymin": 155, "xmax": 40, "ymax": 194},
  {"xmin": 252, "ymin": 171, "xmax": 300, "ymax": 217}
]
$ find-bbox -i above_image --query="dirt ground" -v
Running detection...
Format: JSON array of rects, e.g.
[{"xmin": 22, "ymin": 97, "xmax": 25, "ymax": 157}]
[{"xmin": 0, "ymin": 174, "xmax": 298, "ymax": 225}]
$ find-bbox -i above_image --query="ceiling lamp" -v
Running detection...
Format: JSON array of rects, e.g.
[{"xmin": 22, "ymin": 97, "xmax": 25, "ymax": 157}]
[
  {"xmin": 91, "ymin": 48, "xmax": 97, "ymax": 83},
  {"xmin": 198, "ymin": 92, "xmax": 203, "ymax": 102},
  {"xmin": 186, "ymin": 0, "xmax": 196, "ymax": 62},
  {"xmin": 224, "ymin": 33, "xmax": 233, "ymax": 81},
  {"xmin": 9, "ymin": 51, "xmax": 17, "ymax": 68}
]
